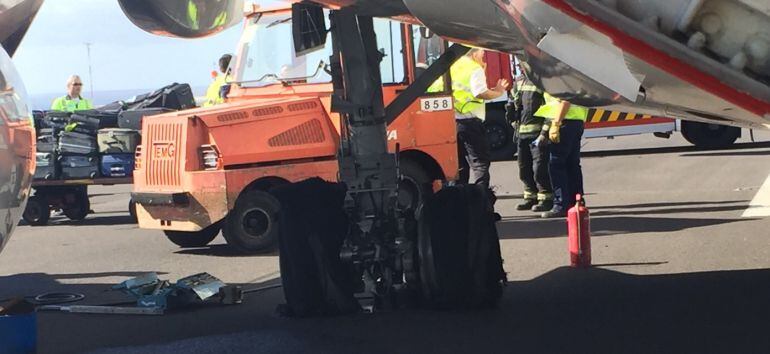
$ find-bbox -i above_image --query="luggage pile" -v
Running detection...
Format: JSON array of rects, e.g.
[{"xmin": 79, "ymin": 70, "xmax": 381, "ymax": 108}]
[{"xmin": 33, "ymin": 83, "xmax": 196, "ymax": 181}]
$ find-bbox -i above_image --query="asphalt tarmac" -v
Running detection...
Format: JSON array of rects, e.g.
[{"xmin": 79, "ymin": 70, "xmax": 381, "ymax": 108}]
[{"xmin": 2, "ymin": 133, "xmax": 770, "ymax": 353}]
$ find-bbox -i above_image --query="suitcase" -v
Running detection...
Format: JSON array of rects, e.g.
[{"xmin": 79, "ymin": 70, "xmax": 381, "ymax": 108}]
[
  {"xmin": 41, "ymin": 111, "xmax": 69, "ymax": 130},
  {"xmin": 58, "ymin": 131, "xmax": 97, "ymax": 155},
  {"xmin": 118, "ymin": 108, "xmax": 173, "ymax": 130},
  {"xmin": 33, "ymin": 152, "xmax": 57, "ymax": 180},
  {"xmin": 32, "ymin": 110, "xmax": 45, "ymax": 131},
  {"xmin": 100, "ymin": 154, "xmax": 135, "ymax": 177},
  {"xmin": 97, "ymin": 129, "xmax": 140, "ymax": 153},
  {"xmin": 59, "ymin": 155, "xmax": 99, "ymax": 179},
  {"xmin": 36, "ymin": 128, "xmax": 58, "ymax": 153},
  {"xmin": 69, "ymin": 109, "xmax": 119, "ymax": 130},
  {"xmin": 139, "ymin": 83, "xmax": 196, "ymax": 110}
]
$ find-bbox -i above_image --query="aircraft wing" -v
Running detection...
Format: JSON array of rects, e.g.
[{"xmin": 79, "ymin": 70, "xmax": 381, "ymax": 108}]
[{"xmin": 310, "ymin": 0, "xmax": 770, "ymax": 129}]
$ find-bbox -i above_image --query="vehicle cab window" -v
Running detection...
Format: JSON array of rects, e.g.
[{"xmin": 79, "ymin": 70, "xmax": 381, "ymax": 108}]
[
  {"xmin": 233, "ymin": 11, "xmax": 409, "ymax": 88},
  {"xmin": 373, "ymin": 19, "xmax": 406, "ymax": 85},
  {"xmin": 411, "ymin": 27, "xmax": 451, "ymax": 94}
]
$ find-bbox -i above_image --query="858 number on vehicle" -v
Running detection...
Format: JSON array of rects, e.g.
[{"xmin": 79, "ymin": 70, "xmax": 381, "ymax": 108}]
[{"xmin": 420, "ymin": 97, "xmax": 452, "ymax": 112}]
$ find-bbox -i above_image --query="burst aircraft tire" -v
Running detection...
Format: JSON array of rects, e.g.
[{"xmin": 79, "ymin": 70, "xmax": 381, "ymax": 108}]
[{"xmin": 418, "ymin": 184, "xmax": 506, "ymax": 309}]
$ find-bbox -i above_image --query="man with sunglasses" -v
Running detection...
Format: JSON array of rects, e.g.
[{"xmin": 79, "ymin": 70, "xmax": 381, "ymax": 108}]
[{"xmin": 51, "ymin": 75, "xmax": 92, "ymax": 112}]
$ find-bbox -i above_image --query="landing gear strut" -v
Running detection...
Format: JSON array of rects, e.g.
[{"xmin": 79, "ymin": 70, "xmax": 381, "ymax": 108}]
[{"xmin": 277, "ymin": 4, "xmax": 505, "ymax": 316}]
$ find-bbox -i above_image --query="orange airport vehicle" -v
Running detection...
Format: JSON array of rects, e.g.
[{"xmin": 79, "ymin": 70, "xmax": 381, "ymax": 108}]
[{"xmin": 132, "ymin": 6, "xmax": 459, "ymax": 254}]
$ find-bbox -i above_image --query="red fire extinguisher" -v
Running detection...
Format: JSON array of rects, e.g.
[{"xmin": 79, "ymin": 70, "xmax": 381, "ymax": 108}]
[{"xmin": 567, "ymin": 194, "xmax": 591, "ymax": 268}]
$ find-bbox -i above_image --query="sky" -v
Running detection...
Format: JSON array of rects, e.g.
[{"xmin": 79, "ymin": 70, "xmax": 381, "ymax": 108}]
[{"xmin": 12, "ymin": 0, "xmax": 264, "ymax": 100}]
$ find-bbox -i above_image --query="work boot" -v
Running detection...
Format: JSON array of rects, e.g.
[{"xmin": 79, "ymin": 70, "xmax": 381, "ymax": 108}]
[
  {"xmin": 516, "ymin": 199, "xmax": 537, "ymax": 211},
  {"xmin": 531, "ymin": 200, "xmax": 553, "ymax": 212},
  {"xmin": 541, "ymin": 207, "xmax": 567, "ymax": 219}
]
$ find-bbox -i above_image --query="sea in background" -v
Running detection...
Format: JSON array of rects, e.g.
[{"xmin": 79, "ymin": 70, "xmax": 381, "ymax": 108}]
[{"xmin": 28, "ymin": 86, "xmax": 208, "ymax": 110}]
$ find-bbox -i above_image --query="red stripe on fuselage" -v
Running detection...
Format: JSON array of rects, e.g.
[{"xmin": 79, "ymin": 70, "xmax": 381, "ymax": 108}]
[{"xmin": 539, "ymin": 0, "xmax": 770, "ymax": 118}]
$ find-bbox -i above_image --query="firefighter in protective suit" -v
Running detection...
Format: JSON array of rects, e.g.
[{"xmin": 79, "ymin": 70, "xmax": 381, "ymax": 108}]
[{"xmin": 512, "ymin": 76, "xmax": 553, "ymax": 212}]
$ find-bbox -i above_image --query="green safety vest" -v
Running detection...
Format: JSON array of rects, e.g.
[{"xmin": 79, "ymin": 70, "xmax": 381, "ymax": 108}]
[
  {"xmin": 534, "ymin": 93, "xmax": 588, "ymax": 121},
  {"xmin": 450, "ymin": 56, "xmax": 484, "ymax": 115},
  {"xmin": 188, "ymin": 1, "xmax": 228, "ymax": 31},
  {"xmin": 51, "ymin": 95, "xmax": 93, "ymax": 112},
  {"xmin": 203, "ymin": 73, "xmax": 231, "ymax": 107}
]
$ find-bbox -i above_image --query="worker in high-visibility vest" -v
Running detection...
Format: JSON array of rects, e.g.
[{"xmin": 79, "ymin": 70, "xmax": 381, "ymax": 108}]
[
  {"xmin": 451, "ymin": 48, "xmax": 509, "ymax": 188},
  {"xmin": 534, "ymin": 93, "xmax": 588, "ymax": 218},
  {"xmin": 187, "ymin": 0, "xmax": 228, "ymax": 31},
  {"xmin": 204, "ymin": 54, "xmax": 232, "ymax": 107},
  {"xmin": 512, "ymin": 76, "xmax": 552, "ymax": 212},
  {"xmin": 50, "ymin": 75, "xmax": 92, "ymax": 112}
]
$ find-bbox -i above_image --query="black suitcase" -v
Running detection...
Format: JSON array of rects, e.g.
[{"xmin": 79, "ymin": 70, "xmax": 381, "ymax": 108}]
[
  {"xmin": 32, "ymin": 110, "xmax": 46, "ymax": 131},
  {"xmin": 41, "ymin": 111, "xmax": 70, "ymax": 130},
  {"xmin": 139, "ymin": 83, "xmax": 196, "ymax": 110},
  {"xmin": 59, "ymin": 155, "xmax": 99, "ymax": 179},
  {"xmin": 69, "ymin": 109, "xmax": 119, "ymax": 130},
  {"xmin": 34, "ymin": 152, "xmax": 58, "ymax": 180},
  {"xmin": 59, "ymin": 131, "xmax": 97, "ymax": 155},
  {"xmin": 36, "ymin": 128, "xmax": 58, "ymax": 153},
  {"xmin": 118, "ymin": 108, "xmax": 173, "ymax": 130}
]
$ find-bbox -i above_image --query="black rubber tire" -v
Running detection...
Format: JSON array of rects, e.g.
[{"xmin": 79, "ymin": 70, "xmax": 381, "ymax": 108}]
[
  {"xmin": 222, "ymin": 189, "xmax": 280, "ymax": 254},
  {"xmin": 418, "ymin": 184, "xmax": 506, "ymax": 309},
  {"xmin": 484, "ymin": 103, "xmax": 517, "ymax": 161},
  {"xmin": 128, "ymin": 199, "xmax": 137, "ymax": 223},
  {"xmin": 63, "ymin": 192, "xmax": 90, "ymax": 221},
  {"xmin": 680, "ymin": 121, "xmax": 740, "ymax": 149},
  {"xmin": 399, "ymin": 159, "xmax": 432, "ymax": 213},
  {"xmin": 164, "ymin": 224, "xmax": 220, "ymax": 248},
  {"xmin": 273, "ymin": 178, "xmax": 358, "ymax": 317},
  {"xmin": 23, "ymin": 196, "xmax": 50, "ymax": 226}
]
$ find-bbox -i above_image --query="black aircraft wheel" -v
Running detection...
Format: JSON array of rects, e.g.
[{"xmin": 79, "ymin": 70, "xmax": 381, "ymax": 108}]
[
  {"xmin": 418, "ymin": 184, "xmax": 506, "ymax": 309},
  {"xmin": 398, "ymin": 159, "xmax": 432, "ymax": 213},
  {"xmin": 273, "ymin": 178, "xmax": 359, "ymax": 317}
]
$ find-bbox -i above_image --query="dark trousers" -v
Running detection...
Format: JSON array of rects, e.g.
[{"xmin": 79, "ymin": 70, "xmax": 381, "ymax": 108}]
[
  {"xmin": 517, "ymin": 136, "xmax": 552, "ymax": 200},
  {"xmin": 457, "ymin": 118, "xmax": 491, "ymax": 188},
  {"xmin": 549, "ymin": 120, "xmax": 584, "ymax": 211}
]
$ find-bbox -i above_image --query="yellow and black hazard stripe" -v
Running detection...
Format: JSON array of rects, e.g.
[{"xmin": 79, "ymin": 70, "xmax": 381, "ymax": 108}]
[{"xmin": 587, "ymin": 108, "xmax": 653, "ymax": 123}]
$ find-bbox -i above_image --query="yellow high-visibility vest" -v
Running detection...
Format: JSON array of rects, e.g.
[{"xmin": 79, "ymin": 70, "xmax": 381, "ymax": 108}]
[
  {"xmin": 203, "ymin": 74, "xmax": 230, "ymax": 107},
  {"xmin": 51, "ymin": 96, "xmax": 93, "ymax": 112},
  {"xmin": 534, "ymin": 93, "xmax": 588, "ymax": 121},
  {"xmin": 451, "ymin": 56, "xmax": 484, "ymax": 115}
]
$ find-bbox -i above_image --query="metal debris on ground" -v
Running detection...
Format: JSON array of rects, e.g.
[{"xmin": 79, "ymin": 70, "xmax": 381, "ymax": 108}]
[{"xmin": 112, "ymin": 272, "xmax": 236, "ymax": 311}]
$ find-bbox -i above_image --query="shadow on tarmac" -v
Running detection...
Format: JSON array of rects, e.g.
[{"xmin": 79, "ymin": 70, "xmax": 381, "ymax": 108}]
[
  {"xmin": 17, "ymin": 267, "xmax": 770, "ymax": 354},
  {"xmin": 581, "ymin": 141, "xmax": 770, "ymax": 158},
  {"xmin": 0, "ymin": 271, "xmax": 167, "ymax": 305},
  {"xmin": 681, "ymin": 149, "xmax": 770, "ymax": 157},
  {"xmin": 590, "ymin": 200, "xmax": 747, "ymax": 210},
  {"xmin": 498, "ymin": 199, "xmax": 753, "ymax": 239},
  {"xmin": 17, "ymin": 214, "xmax": 136, "ymax": 227},
  {"xmin": 497, "ymin": 215, "xmax": 749, "ymax": 239},
  {"xmin": 174, "ymin": 244, "xmax": 279, "ymax": 258},
  {"xmin": 52, "ymin": 215, "xmax": 137, "ymax": 227}
]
